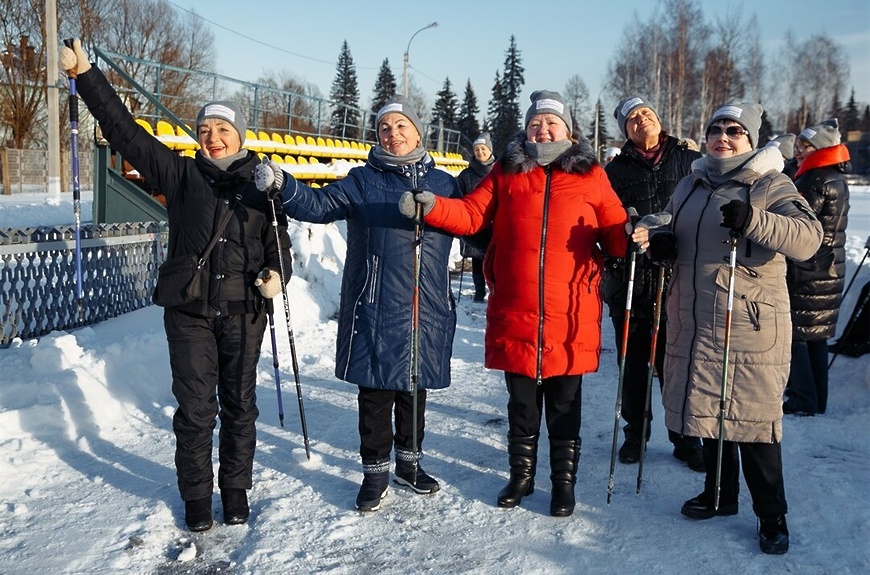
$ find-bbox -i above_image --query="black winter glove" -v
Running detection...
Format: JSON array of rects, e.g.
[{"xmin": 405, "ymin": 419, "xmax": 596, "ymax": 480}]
[
  {"xmin": 720, "ymin": 199, "xmax": 752, "ymax": 232},
  {"xmin": 647, "ymin": 230, "xmax": 677, "ymax": 263}
]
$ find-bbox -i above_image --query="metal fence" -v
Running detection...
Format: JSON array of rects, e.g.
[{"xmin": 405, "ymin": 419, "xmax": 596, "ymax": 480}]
[{"xmin": 0, "ymin": 222, "xmax": 167, "ymax": 347}]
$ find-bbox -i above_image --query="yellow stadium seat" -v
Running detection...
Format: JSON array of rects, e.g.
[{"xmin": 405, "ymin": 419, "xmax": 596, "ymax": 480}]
[
  {"xmin": 181, "ymin": 149, "xmax": 195, "ymax": 158},
  {"xmin": 306, "ymin": 136, "xmax": 316, "ymax": 146},
  {"xmin": 271, "ymin": 153, "xmax": 283, "ymax": 163},
  {"xmin": 271, "ymin": 133, "xmax": 284, "ymax": 144},
  {"xmin": 295, "ymin": 135, "xmax": 306, "ymax": 146},
  {"xmin": 316, "ymin": 137, "xmax": 326, "ymax": 147},
  {"xmin": 135, "ymin": 118, "xmax": 154, "ymax": 135},
  {"xmin": 156, "ymin": 120, "xmax": 174, "ymax": 137},
  {"xmin": 326, "ymin": 138, "xmax": 335, "ymax": 147},
  {"xmin": 297, "ymin": 156, "xmax": 309, "ymax": 165},
  {"xmin": 283, "ymin": 155, "xmax": 297, "ymax": 164},
  {"xmin": 309, "ymin": 157, "xmax": 320, "ymax": 164}
]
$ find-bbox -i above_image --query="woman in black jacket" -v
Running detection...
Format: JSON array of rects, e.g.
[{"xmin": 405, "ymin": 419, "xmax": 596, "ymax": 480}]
[
  {"xmin": 785, "ymin": 119, "xmax": 850, "ymax": 416},
  {"xmin": 61, "ymin": 39, "xmax": 291, "ymax": 532},
  {"xmin": 603, "ymin": 96, "xmax": 704, "ymax": 471},
  {"xmin": 455, "ymin": 132, "xmax": 496, "ymax": 301}
]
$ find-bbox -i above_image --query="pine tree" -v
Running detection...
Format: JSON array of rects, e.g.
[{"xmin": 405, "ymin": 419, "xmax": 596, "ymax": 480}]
[
  {"xmin": 329, "ymin": 40, "xmax": 361, "ymax": 140},
  {"xmin": 457, "ymin": 79, "xmax": 481, "ymax": 153},
  {"xmin": 369, "ymin": 58, "xmax": 398, "ymax": 141},
  {"xmin": 759, "ymin": 110, "xmax": 774, "ymax": 146},
  {"xmin": 489, "ymin": 36, "xmax": 525, "ymax": 155},
  {"xmin": 429, "ymin": 78, "xmax": 459, "ymax": 150},
  {"xmin": 842, "ymin": 89, "xmax": 860, "ymax": 133},
  {"xmin": 587, "ymin": 99, "xmax": 611, "ymax": 160},
  {"xmin": 862, "ymin": 105, "xmax": 870, "ymax": 132}
]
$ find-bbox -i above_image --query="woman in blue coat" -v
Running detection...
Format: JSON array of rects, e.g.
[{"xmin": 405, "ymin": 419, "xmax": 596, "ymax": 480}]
[{"xmin": 256, "ymin": 95, "xmax": 460, "ymax": 512}]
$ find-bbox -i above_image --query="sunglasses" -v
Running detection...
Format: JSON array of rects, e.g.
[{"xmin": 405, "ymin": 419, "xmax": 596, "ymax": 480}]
[{"xmin": 706, "ymin": 125, "xmax": 750, "ymax": 138}]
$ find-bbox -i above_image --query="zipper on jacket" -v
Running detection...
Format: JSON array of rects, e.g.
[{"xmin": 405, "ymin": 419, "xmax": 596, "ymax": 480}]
[{"xmin": 535, "ymin": 167, "xmax": 553, "ymax": 385}]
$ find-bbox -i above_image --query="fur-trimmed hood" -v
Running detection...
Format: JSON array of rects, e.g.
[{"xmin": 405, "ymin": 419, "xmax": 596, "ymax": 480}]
[{"xmin": 502, "ymin": 132, "xmax": 599, "ymax": 176}]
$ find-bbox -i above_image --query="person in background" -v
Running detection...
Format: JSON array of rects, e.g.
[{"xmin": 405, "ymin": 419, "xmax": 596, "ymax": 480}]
[
  {"xmin": 61, "ymin": 39, "xmax": 290, "ymax": 532},
  {"xmin": 632, "ymin": 101, "xmax": 822, "ymax": 555},
  {"xmin": 784, "ymin": 119, "xmax": 850, "ymax": 416},
  {"xmin": 765, "ymin": 133, "xmax": 798, "ymax": 179},
  {"xmin": 256, "ymin": 95, "xmax": 459, "ymax": 512},
  {"xmin": 455, "ymin": 132, "xmax": 496, "ymax": 302},
  {"xmin": 603, "ymin": 96, "xmax": 704, "ymax": 472},
  {"xmin": 400, "ymin": 90, "xmax": 628, "ymax": 517}
]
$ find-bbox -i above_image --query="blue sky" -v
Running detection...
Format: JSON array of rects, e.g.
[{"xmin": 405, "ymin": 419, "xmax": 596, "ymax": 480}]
[{"xmin": 169, "ymin": 0, "xmax": 869, "ymax": 121}]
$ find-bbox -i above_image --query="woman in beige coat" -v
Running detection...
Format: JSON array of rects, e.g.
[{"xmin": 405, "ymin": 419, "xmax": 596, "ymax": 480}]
[{"xmin": 633, "ymin": 102, "xmax": 822, "ymax": 555}]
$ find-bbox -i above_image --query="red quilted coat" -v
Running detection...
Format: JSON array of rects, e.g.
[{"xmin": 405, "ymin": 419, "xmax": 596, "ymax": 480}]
[{"xmin": 425, "ymin": 135, "xmax": 628, "ymax": 380}]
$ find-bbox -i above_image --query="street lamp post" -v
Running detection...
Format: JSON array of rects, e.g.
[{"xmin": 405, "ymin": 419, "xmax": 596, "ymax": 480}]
[{"xmin": 403, "ymin": 22, "xmax": 438, "ymax": 98}]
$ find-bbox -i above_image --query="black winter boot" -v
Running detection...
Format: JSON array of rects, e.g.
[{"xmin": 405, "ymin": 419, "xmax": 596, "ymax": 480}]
[
  {"xmin": 618, "ymin": 434, "xmax": 643, "ymax": 464},
  {"xmin": 549, "ymin": 438, "xmax": 580, "ymax": 517},
  {"xmin": 758, "ymin": 515, "xmax": 789, "ymax": 555},
  {"xmin": 394, "ymin": 449, "xmax": 440, "ymax": 494},
  {"xmin": 221, "ymin": 488, "xmax": 249, "ymax": 525},
  {"xmin": 184, "ymin": 496, "xmax": 213, "ymax": 532},
  {"xmin": 680, "ymin": 491, "xmax": 738, "ymax": 519},
  {"xmin": 355, "ymin": 459, "xmax": 390, "ymax": 512},
  {"xmin": 497, "ymin": 434, "xmax": 538, "ymax": 508}
]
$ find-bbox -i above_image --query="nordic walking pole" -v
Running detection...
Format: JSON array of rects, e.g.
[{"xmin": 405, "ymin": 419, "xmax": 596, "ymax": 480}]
[
  {"xmin": 637, "ymin": 264, "xmax": 667, "ymax": 494},
  {"xmin": 265, "ymin": 298, "xmax": 285, "ymax": 427},
  {"xmin": 714, "ymin": 231, "xmax": 739, "ymax": 511},
  {"xmin": 265, "ymin": 168, "xmax": 310, "ymax": 460},
  {"xmin": 456, "ymin": 254, "xmax": 467, "ymax": 304},
  {"xmin": 63, "ymin": 39, "xmax": 84, "ymax": 320},
  {"xmin": 608, "ymin": 214, "xmax": 639, "ymax": 505},
  {"xmin": 409, "ymin": 190, "xmax": 426, "ymax": 485}
]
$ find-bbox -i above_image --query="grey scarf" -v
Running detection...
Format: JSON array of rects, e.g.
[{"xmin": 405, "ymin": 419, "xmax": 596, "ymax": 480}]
[
  {"xmin": 705, "ymin": 150, "xmax": 757, "ymax": 186},
  {"xmin": 523, "ymin": 139, "xmax": 572, "ymax": 166},
  {"xmin": 371, "ymin": 144, "xmax": 427, "ymax": 166},
  {"xmin": 202, "ymin": 149, "xmax": 248, "ymax": 171}
]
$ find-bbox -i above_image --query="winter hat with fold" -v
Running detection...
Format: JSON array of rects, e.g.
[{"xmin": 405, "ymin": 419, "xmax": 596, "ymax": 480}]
[
  {"xmin": 524, "ymin": 90, "xmax": 573, "ymax": 136},
  {"xmin": 798, "ymin": 119, "xmax": 841, "ymax": 150},
  {"xmin": 196, "ymin": 101, "xmax": 247, "ymax": 145}
]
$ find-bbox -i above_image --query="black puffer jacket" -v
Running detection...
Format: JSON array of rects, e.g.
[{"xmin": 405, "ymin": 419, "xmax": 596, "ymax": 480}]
[
  {"xmin": 787, "ymin": 148, "xmax": 851, "ymax": 341},
  {"xmin": 602, "ymin": 136, "xmax": 700, "ymax": 318},
  {"xmin": 455, "ymin": 157, "xmax": 495, "ymax": 258},
  {"xmin": 76, "ymin": 66, "xmax": 290, "ymax": 318}
]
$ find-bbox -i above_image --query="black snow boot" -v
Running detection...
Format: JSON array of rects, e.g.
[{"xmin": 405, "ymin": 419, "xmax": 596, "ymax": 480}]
[
  {"xmin": 355, "ymin": 459, "xmax": 390, "ymax": 512},
  {"xmin": 549, "ymin": 438, "xmax": 580, "ymax": 517},
  {"xmin": 680, "ymin": 490, "xmax": 738, "ymax": 519},
  {"xmin": 673, "ymin": 436, "xmax": 706, "ymax": 473},
  {"xmin": 184, "ymin": 496, "xmax": 213, "ymax": 532},
  {"xmin": 618, "ymin": 433, "xmax": 643, "ymax": 464},
  {"xmin": 497, "ymin": 434, "xmax": 538, "ymax": 508},
  {"xmin": 394, "ymin": 449, "xmax": 440, "ymax": 494},
  {"xmin": 221, "ymin": 488, "xmax": 249, "ymax": 525},
  {"xmin": 758, "ymin": 515, "xmax": 789, "ymax": 555}
]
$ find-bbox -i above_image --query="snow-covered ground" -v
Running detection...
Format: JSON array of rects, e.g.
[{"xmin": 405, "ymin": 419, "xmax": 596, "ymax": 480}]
[{"xmin": 0, "ymin": 187, "xmax": 868, "ymax": 575}]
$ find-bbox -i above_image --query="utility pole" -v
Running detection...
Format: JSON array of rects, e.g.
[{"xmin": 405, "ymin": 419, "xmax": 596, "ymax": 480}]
[{"xmin": 45, "ymin": 0, "xmax": 61, "ymax": 200}]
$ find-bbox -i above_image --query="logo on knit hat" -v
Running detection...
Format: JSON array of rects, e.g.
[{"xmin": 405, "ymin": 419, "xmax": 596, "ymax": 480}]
[
  {"xmin": 714, "ymin": 105, "xmax": 743, "ymax": 118},
  {"xmin": 800, "ymin": 128, "xmax": 818, "ymax": 140},
  {"xmin": 619, "ymin": 97, "xmax": 644, "ymax": 117},
  {"xmin": 200, "ymin": 104, "xmax": 236, "ymax": 123},
  {"xmin": 380, "ymin": 103, "xmax": 404, "ymax": 115},
  {"xmin": 535, "ymin": 99, "xmax": 565, "ymax": 114}
]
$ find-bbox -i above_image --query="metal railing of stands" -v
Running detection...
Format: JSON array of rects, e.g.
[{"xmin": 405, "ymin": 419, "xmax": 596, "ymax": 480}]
[{"xmin": 96, "ymin": 48, "xmax": 466, "ymax": 154}]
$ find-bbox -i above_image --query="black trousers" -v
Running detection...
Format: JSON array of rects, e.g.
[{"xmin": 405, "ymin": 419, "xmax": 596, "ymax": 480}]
[
  {"xmin": 358, "ymin": 387, "xmax": 427, "ymax": 462},
  {"xmin": 701, "ymin": 438, "xmax": 788, "ymax": 518},
  {"xmin": 504, "ymin": 373, "xmax": 582, "ymax": 440},
  {"xmin": 611, "ymin": 315, "xmax": 690, "ymax": 445},
  {"xmin": 471, "ymin": 257, "xmax": 486, "ymax": 294},
  {"xmin": 786, "ymin": 338, "xmax": 829, "ymax": 414},
  {"xmin": 165, "ymin": 308, "xmax": 266, "ymax": 501}
]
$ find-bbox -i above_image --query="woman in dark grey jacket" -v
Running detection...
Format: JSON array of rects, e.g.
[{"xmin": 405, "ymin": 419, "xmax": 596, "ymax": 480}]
[
  {"xmin": 785, "ymin": 119, "xmax": 850, "ymax": 416},
  {"xmin": 256, "ymin": 95, "xmax": 460, "ymax": 512},
  {"xmin": 62, "ymin": 39, "xmax": 290, "ymax": 532}
]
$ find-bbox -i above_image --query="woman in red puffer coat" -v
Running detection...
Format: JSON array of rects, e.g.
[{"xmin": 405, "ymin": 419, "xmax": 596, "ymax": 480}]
[{"xmin": 400, "ymin": 90, "xmax": 628, "ymax": 517}]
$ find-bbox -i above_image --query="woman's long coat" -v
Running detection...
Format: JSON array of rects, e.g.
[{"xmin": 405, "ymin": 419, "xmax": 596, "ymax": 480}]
[
  {"xmin": 661, "ymin": 147, "xmax": 823, "ymax": 443},
  {"xmin": 423, "ymin": 135, "xmax": 628, "ymax": 380},
  {"xmin": 276, "ymin": 152, "xmax": 460, "ymax": 391}
]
